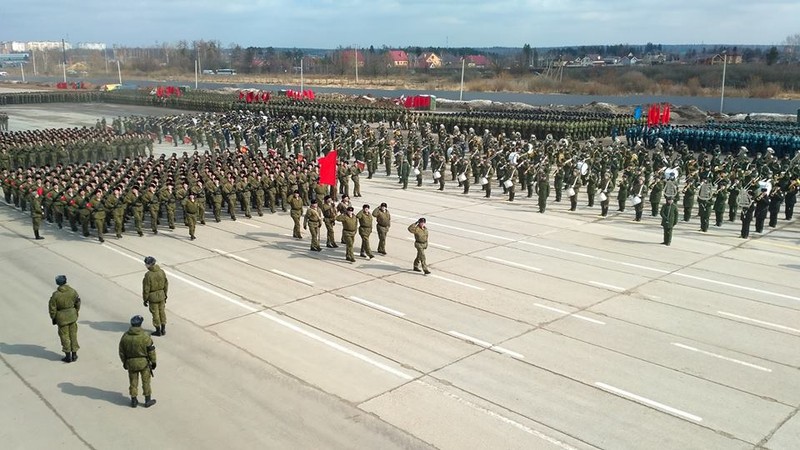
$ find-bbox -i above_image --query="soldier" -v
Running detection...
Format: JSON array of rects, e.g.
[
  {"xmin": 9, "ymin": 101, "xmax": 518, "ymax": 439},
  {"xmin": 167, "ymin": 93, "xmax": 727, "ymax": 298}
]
[
  {"xmin": 303, "ymin": 199, "xmax": 322, "ymax": 251},
  {"xmin": 631, "ymin": 175, "xmax": 646, "ymax": 222},
  {"xmin": 356, "ymin": 204, "xmax": 374, "ymax": 259},
  {"xmin": 142, "ymin": 184, "xmax": 160, "ymax": 234},
  {"xmin": 399, "ymin": 156, "xmax": 411, "ymax": 190},
  {"xmin": 223, "ymin": 177, "xmax": 237, "ymax": 221},
  {"xmin": 482, "ymin": 160, "xmax": 495, "ymax": 199},
  {"xmin": 90, "ymin": 190, "xmax": 106, "ymax": 243},
  {"xmin": 682, "ymin": 179, "xmax": 696, "ymax": 222},
  {"xmin": 696, "ymin": 179, "xmax": 713, "ymax": 232},
  {"xmin": 408, "ymin": 218, "xmax": 430, "ymax": 274},
  {"xmin": 142, "ymin": 256, "xmax": 169, "ymax": 337},
  {"xmin": 536, "ymin": 169, "xmax": 550, "ymax": 213},
  {"xmin": 350, "ymin": 162, "xmax": 362, "ymax": 197},
  {"xmin": 372, "ymin": 202, "xmax": 391, "ymax": 255},
  {"xmin": 660, "ymin": 197, "xmax": 678, "ymax": 246},
  {"xmin": 754, "ymin": 188, "xmax": 770, "ymax": 233},
  {"xmin": 288, "ymin": 190, "xmax": 304, "ymax": 239},
  {"xmin": 617, "ymin": 174, "xmax": 629, "ymax": 212},
  {"xmin": 31, "ymin": 188, "xmax": 45, "ymax": 240},
  {"xmin": 713, "ymin": 181, "xmax": 728, "ymax": 227},
  {"xmin": 320, "ymin": 195, "xmax": 338, "ymax": 249},
  {"xmin": 598, "ymin": 173, "xmax": 612, "ymax": 217},
  {"xmin": 183, "ymin": 192, "xmax": 199, "ymax": 240},
  {"xmin": 739, "ymin": 188, "xmax": 754, "ymax": 239},
  {"xmin": 126, "ymin": 185, "xmax": 145, "ymax": 236},
  {"xmin": 768, "ymin": 184, "xmax": 784, "ymax": 228},
  {"xmin": 336, "ymin": 206, "xmax": 358, "ymax": 262},
  {"xmin": 48, "ymin": 275, "xmax": 80, "ymax": 363},
  {"xmin": 119, "ymin": 315, "xmax": 157, "ymax": 408}
]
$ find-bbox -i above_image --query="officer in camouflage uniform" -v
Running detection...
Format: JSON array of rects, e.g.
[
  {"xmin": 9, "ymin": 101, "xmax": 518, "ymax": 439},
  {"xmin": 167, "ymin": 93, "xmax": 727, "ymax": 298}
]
[
  {"xmin": 119, "ymin": 315, "xmax": 157, "ymax": 408},
  {"xmin": 48, "ymin": 275, "xmax": 80, "ymax": 363},
  {"xmin": 142, "ymin": 256, "xmax": 169, "ymax": 337}
]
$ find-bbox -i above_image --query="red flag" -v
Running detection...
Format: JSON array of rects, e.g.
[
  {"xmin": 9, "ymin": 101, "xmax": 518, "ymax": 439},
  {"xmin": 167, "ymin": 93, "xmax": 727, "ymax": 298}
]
[
  {"xmin": 661, "ymin": 104, "xmax": 671, "ymax": 124},
  {"xmin": 318, "ymin": 150, "xmax": 338, "ymax": 186}
]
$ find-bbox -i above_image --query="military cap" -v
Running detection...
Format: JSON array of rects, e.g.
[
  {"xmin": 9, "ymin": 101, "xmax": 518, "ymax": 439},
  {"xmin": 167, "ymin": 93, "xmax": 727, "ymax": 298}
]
[
  {"xmin": 130, "ymin": 315, "xmax": 144, "ymax": 327},
  {"xmin": 55, "ymin": 275, "xmax": 67, "ymax": 286},
  {"xmin": 144, "ymin": 256, "xmax": 156, "ymax": 265}
]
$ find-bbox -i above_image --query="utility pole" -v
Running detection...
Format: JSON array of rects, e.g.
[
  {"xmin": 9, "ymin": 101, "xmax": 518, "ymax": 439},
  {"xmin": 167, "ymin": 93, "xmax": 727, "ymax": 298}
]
[
  {"xmin": 354, "ymin": 46, "xmax": 359, "ymax": 83},
  {"xmin": 117, "ymin": 60, "xmax": 122, "ymax": 84},
  {"xmin": 719, "ymin": 50, "xmax": 728, "ymax": 114},
  {"xmin": 459, "ymin": 57, "xmax": 465, "ymax": 101},
  {"xmin": 20, "ymin": 63, "xmax": 25, "ymax": 82},
  {"xmin": 195, "ymin": 59, "xmax": 198, "ymax": 89},
  {"xmin": 300, "ymin": 57, "xmax": 304, "ymax": 93}
]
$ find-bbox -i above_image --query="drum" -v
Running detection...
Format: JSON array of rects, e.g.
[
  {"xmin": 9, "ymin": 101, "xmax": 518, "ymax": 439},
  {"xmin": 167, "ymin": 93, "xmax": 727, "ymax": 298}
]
[
  {"xmin": 599, "ymin": 192, "xmax": 607, "ymax": 202},
  {"xmin": 413, "ymin": 168, "xmax": 421, "ymax": 176},
  {"xmin": 480, "ymin": 177, "xmax": 489, "ymax": 186},
  {"xmin": 632, "ymin": 195, "xmax": 642, "ymax": 205},
  {"xmin": 503, "ymin": 179, "xmax": 513, "ymax": 189},
  {"xmin": 577, "ymin": 161, "xmax": 588, "ymax": 176},
  {"xmin": 433, "ymin": 171, "xmax": 441, "ymax": 179},
  {"xmin": 566, "ymin": 187, "xmax": 576, "ymax": 197},
  {"xmin": 457, "ymin": 173, "xmax": 467, "ymax": 182}
]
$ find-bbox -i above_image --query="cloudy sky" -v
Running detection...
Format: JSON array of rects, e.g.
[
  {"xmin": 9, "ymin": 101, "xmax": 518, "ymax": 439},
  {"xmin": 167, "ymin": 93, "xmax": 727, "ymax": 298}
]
[{"xmin": 1, "ymin": 0, "xmax": 797, "ymax": 48}]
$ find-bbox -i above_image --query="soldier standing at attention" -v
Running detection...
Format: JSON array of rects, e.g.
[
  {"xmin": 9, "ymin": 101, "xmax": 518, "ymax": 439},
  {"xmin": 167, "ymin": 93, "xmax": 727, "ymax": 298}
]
[
  {"xmin": 143, "ymin": 256, "xmax": 169, "ymax": 337},
  {"xmin": 660, "ymin": 197, "xmax": 678, "ymax": 246},
  {"xmin": 183, "ymin": 192, "xmax": 199, "ymax": 240},
  {"xmin": 119, "ymin": 315, "xmax": 157, "ymax": 408},
  {"xmin": 372, "ymin": 202, "xmax": 391, "ymax": 255},
  {"xmin": 303, "ymin": 199, "xmax": 322, "ymax": 252},
  {"xmin": 356, "ymin": 204, "xmax": 374, "ymax": 259},
  {"xmin": 49, "ymin": 275, "xmax": 80, "ymax": 363},
  {"xmin": 321, "ymin": 195, "xmax": 338, "ymax": 248},
  {"xmin": 335, "ymin": 206, "xmax": 358, "ymax": 262},
  {"xmin": 288, "ymin": 190, "xmax": 304, "ymax": 239},
  {"xmin": 408, "ymin": 218, "xmax": 430, "ymax": 274},
  {"xmin": 31, "ymin": 188, "xmax": 45, "ymax": 240}
]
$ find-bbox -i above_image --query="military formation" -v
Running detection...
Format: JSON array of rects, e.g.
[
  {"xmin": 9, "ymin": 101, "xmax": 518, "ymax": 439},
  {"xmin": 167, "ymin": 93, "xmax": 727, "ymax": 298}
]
[{"xmin": 46, "ymin": 255, "xmax": 167, "ymax": 408}]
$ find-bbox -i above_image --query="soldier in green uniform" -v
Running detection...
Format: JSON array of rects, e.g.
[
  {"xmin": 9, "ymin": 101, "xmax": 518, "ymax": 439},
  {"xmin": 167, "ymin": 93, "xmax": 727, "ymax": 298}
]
[
  {"xmin": 372, "ymin": 202, "xmax": 391, "ymax": 255},
  {"xmin": 119, "ymin": 315, "xmax": 157, "ymax": 408},
  {"xmin": 288, "ymin": 190, "xmax": 304, "ymax": 239},
  {"xmin": 617, "ymin": 175, "xmax": 629, "ymax": 212},
  {"xmin": 142, "ymin": 256, "xmax": 169, "ymax": 337},
  {"xmin": 159, "ymin": 183, "xmax": 177, "ymax": 229},
  {"xmin": 356, "ymin": 204, "xmax": 374, "ymax": 259},
  {"xmin": 536, "ymin": 169, "xmax": 550, "ymax": 213},
  {"xmin": 321, "ymin": 195, "xmax": 338, "ymax": 248},
  {"xmin": 183, "ymin": 193, "xmax": 200, "ymax": 240},
  {"xmin": 713, "ymin": 181, "xmax": 728, "ymax": 227},
  {"xmin": 48, "ymin": 275, "xmax": 80, "ymax": 363},
  {"xmin": 350, "ymin": 162, "xmax": 362, "ymax": 197},
  {"xmin": 408, "ymin": 218, "xmax": 430, "ymax": 274},
  {"xmin": 682, "ymin": 178, "xmax": 697, "ymax": 222},
  {"xmin": 31, "ymin": 188, "xmax": 45, "ymax": 240},
  {"xmin": 303, "ymin": 199, "xmax": 322, "ymax": 251},
  {"xmin": 126, "ymin": 186, "xmax": 145, "ymax": 236},
  {"xmin": 660, "ymin": 197, "xmax": 679, "ymax": 246},
  {"xmin": 335, "ymin": 206, "xmax": 358, "ymax": 262},
  {"xmin": 108, "ymin": 187, "xmax": 125, "ymax": 238},
  {"xmin": 142, "ymin": 185, "xmax": 160, "ymax": 234},
  {"xmin": 90, "ymin": 190, "xmax": 106, "ymax": 243},
  {"xmin": 649, "ymin": 177, "xmax": 664, "ymax": 217},
  {"xmin": 696, "ymin": 179, "xmax": 713, "ymax": 232},
  {"xmin": 223, "ymin": 177, "xmax": 237, "ymax": 221},
  {"xmin": 399, "ymin": 156, "xmax": 411, "ymax": 190}
]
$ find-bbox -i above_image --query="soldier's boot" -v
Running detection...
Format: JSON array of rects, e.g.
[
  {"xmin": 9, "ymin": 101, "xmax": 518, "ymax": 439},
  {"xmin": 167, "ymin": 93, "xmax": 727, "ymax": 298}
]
[
  {"xmin": 152, "ymin": 328, "xmax": 162, "ymax": 337},
  {"xmin": 34, "ymin": 230, "xmax": 44, "ymax": 240},
  {"xmin": 71, "ymin": 352, "xmax": 78, "ymax": 362},
  {"xmin": 61, "ymin": 352, "xmax": 73, "ymax": 363},
  {"xmin": 144, "ymin": 396, "xmax": 156, "ymax": 408},
  {"xmin": 160, "ymin": 325, "xmax": 166, "ymax": 336},
  {"xmin": 131, "ymin": 397, "xmax": 139, "ymax": 408}
]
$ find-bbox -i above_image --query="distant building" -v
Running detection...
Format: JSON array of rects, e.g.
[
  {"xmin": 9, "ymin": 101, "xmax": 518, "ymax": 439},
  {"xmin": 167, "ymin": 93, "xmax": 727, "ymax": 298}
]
[
  {"xmin": 695, "ymin": 53, "xmax": 742, "ymax": 65},
  {"xmin": 413, "ymin": 52, "xmax": 441, "ymax": 69},
  {"xmin": 76, "ymin": 42, "xmax": 106, "ymax": 51},
  {"xmin": 341, "ymin": 49, "xmax": 365, "ymax": 68},
  {"xmin": 387, "ymin": 50, "xmax": 408, "ymax": 67},
  {"xmin": 0, "ymin": 41, "xmax": 28, "ymax": 53},
  {"xmin": 465, "ymin": 55, "xmax": 490, "ymax": 68},
  {"xmin": 620, "ymin": 54, "xmax": 639, "ymax": 66},
  {"xmin": 27, "ymin": 41, "xmax": 71, "ymax": 51}
]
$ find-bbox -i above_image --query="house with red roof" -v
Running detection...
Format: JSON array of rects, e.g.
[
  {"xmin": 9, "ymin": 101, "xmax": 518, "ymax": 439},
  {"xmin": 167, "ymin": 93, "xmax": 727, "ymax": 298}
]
[
  {"xmin": 388, "ymin": 50, "xmax": 409, "ymax": 67},
  {"xmin": 465, "ymin": 55, "xmax": 490, "ymax": 68}
]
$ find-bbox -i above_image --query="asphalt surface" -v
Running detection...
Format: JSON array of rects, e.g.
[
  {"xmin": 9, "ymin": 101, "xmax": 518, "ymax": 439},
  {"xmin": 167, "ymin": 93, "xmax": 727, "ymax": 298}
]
[{"xmin": 2, "ymin": 104, "xmax": 800, "ymax": 449}]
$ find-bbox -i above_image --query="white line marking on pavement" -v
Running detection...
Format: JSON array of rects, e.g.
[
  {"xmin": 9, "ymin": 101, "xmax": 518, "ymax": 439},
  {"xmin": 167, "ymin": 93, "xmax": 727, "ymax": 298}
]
[
  {"xmin": 235, "ymin": 220, "xmax": 261, "ymax": 228},
  {"xmin": 448, "ymin": 331, "xmax": 525, "ymax": 359},
  {"xmin": 406, "ymin": 237, "xmax": 451, "ymax": 249},
  {"xmin": 533, "ymin": 303, "xmax": 606, "ymax": 325},
  {"xmin": 211, "ymin": 248, "xmax": 249, "ymax": 262},
  {"xmin": 671, "ymin": 343, "xmax": 772, "ymax": 372},
  {"xmin": 430, "ymin": 274, "xmax": 485, "ymax": 291},
  {"xmin": 416, "ymin": 380, "xmax": 577, "ymax": 450},
  {"xmin": 589, "ymin": 281, "xmax": 625, "ymax": 292},
  {"xmin": 594, "ymin": 382, "xmax": 703, "ymax": 422},
  {"xmin": 270, "ymin": 269, "xmax": 315, "ymax": 285},
  {"xmin": 103, "ymin": 244, "xmax": 413, "ymax": 380},
  {"xmin": 349, "ymin": 296, "xmax": 406, "ymax": 317},
  {"xmin": 674, "ymin": 273, "xmax": 800, "ymax": 302},
  {"xmin": 257, "ymin": 311, "xmax": 414, "ymax": 380},
  {"xmin": 717, "ymin": 311, "xmax": 800, "ymax": 334},
  {"xmin": 483, "ymin": 256, "xmax": 542, "ymax": 272},
  {"xmin": 103, "ymin": 245, "xmax": 259, "ymax": 312}
]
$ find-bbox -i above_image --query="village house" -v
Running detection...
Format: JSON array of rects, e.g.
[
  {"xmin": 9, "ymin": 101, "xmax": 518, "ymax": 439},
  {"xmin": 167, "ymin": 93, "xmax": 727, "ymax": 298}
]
[
  {"xmin": 387, "ymin": 50, "xmax": 408, "ymax": 67},
  {"xmin": 413, "ymin": 52, "xmax": 442, "ymax": 69}
]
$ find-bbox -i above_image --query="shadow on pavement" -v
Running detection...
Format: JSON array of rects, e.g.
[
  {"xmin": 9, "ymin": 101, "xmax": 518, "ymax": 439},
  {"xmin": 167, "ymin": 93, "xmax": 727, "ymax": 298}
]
[
  {"xmin": 58, "ymin": 382, "xmax": 129, "ymax": 406},
  {"xmin": 0, "ymin": 343, "xmax": 63, "ymax": 361},
  {"xmin": 79, "ymin": 320, "xmax": 130, "ymax": 333}
]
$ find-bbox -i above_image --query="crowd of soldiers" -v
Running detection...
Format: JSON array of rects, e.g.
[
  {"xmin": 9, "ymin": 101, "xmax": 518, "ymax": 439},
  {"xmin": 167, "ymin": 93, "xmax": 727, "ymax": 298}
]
[
  {"xmin": 0, "ymin": 90, "xmax": 102, "ymax": 105},
  {"xmin": 2, "ymin": 102, "xmax": 798, "ymax": 249},
  {"xmin": 0, "ymin": 126, "xmax": 153, "ymax": 170},
  {"xmin": 628, "ymin": 121, "xmax": 800, "ymax": 157}
]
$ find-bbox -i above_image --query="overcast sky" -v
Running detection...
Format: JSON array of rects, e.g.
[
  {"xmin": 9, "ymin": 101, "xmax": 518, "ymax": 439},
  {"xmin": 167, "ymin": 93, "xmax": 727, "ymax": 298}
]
[{"xmin": 1, "ymin": 0, "xmax": 798, "ymax": 48}]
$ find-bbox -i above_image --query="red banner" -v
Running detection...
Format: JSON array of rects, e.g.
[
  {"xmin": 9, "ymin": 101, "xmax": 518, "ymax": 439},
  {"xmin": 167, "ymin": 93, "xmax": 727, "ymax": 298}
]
[{"xmin": 318, "ymin": 150, "xmax": 338, "ymax": 186}]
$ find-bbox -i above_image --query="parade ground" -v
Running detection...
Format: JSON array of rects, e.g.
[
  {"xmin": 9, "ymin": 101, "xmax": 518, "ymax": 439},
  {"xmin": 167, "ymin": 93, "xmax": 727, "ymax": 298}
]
[{"xmin": 2, "ymin": 103, "xmax": 800, "ymax": 449}]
